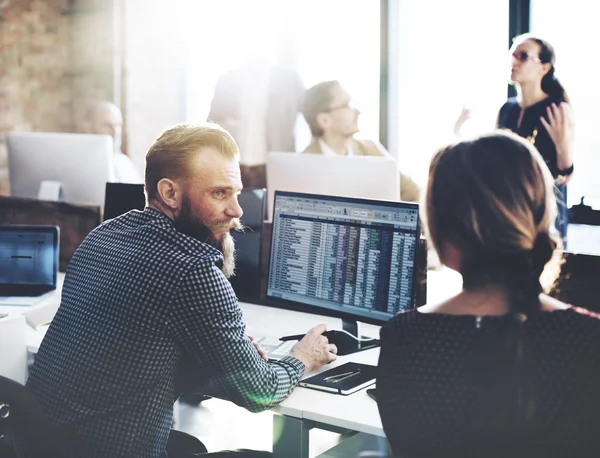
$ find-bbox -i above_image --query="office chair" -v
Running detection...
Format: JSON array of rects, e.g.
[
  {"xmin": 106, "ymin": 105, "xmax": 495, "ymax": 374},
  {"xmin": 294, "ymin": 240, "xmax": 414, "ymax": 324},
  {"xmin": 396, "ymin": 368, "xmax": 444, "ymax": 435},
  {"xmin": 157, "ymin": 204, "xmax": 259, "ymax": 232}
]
[
  {"xmin": 550, "ymin": 251, "xmax": 600, "ymax": 313},
  {"xmin": 0, "ymin": 375, "xmax": 66, "ymax": 458}
]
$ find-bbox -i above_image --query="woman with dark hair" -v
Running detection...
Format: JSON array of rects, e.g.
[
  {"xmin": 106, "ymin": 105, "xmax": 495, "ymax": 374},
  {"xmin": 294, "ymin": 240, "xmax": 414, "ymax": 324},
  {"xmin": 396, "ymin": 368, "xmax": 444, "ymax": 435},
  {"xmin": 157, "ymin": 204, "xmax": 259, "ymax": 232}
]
[
  {"xmin": 376, "ymin": 131, "xmax": 600, "ymax": 458},
  {"xmin": 498, "ymin": 33, "xmax": 574, "ymax": 242}
]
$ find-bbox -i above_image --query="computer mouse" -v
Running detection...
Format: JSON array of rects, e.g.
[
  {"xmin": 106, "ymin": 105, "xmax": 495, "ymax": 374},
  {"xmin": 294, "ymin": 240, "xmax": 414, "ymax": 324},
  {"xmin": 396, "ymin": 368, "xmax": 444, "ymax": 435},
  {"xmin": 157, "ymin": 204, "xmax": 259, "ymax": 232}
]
[
  {"xmin": 367, "ymin": 388, "xmax": 377, "ymax": 401},
  {"xmin": 322, "ymin": 330, "xmax": 341, "ymax": 339}
]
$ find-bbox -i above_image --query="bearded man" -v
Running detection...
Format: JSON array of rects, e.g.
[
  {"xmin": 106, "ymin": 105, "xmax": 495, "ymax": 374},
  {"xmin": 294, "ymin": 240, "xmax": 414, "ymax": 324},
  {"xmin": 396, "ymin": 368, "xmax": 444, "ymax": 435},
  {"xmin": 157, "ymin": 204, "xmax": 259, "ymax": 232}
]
[{"xmin": 27, "ymin": 124, "xmax": 336, "ymax": 458}]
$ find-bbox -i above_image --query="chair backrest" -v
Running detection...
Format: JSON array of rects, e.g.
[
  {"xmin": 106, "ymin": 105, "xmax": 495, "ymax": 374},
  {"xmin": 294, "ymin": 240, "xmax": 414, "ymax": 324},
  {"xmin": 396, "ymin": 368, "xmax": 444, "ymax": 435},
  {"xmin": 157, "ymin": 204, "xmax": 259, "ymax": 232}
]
[
  {"xmin": 0, "ymin": 375, "xmax": 65, "ymax": 458},
  {"xmin": 550, "ymin": 251, "xmax": 600, "ymax": 312}
]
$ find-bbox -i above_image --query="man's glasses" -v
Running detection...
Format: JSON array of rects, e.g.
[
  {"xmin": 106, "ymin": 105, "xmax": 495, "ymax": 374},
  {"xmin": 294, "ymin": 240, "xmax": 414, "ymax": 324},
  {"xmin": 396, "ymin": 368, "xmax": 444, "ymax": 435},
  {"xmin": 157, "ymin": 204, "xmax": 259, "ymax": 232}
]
[
  {"xmin": 511, "ymin": 51, "xmax": 542, "ymax": 64},
  {"xmin": 327, "ymin": 100, "xmax": 356, "ymax": 112}
]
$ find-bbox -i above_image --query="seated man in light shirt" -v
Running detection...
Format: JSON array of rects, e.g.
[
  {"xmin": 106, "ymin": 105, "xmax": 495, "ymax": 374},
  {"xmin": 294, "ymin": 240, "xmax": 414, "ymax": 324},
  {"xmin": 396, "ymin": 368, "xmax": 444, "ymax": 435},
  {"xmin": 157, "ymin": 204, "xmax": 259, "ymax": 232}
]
[
  {"xmin": 82, "ymin": 100, "xmax": 143, "ymax": 184},
  {"xmin": 302, "ymin": 80, "xmax": 420, "ymax": 203}
]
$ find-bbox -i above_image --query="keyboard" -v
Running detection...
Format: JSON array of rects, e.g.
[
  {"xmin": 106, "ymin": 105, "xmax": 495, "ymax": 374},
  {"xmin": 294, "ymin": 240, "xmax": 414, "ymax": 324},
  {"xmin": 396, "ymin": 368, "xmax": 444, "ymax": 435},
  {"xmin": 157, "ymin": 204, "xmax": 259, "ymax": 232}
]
[{"xmin": 254, "ymin": 336, "xmax": 296, "ymax": 361}]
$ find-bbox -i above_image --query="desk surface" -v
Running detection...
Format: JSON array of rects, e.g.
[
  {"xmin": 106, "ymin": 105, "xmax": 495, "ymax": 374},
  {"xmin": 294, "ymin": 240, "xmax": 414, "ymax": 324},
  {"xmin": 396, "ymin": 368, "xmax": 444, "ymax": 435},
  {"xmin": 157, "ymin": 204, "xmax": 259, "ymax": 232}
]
[{"xmin": 0, "ymin": 268, "xmax": 463, "ymax": 439}]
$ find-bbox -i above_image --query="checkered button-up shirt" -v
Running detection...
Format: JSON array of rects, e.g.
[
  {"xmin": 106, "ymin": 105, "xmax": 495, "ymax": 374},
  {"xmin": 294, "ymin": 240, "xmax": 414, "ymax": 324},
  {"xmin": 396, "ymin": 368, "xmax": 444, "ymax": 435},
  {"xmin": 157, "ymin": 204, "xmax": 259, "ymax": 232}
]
[{"xmin": 27, "ymin": 208, "xmax": 304, "ymax": 458}]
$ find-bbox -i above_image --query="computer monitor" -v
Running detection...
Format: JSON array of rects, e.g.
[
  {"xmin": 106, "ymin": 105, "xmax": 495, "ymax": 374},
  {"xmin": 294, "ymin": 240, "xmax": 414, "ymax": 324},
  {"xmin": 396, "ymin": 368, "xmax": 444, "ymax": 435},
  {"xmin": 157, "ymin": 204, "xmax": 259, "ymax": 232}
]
[
  {"xmin": 7, "ymin": 132, "xmax": 113, "ymax": 207},
  {"xmin": 103, "ymin": 183, "xmax": 146, "ymax": 221},
  {"xmin": 266, "ymin": 152, "xmax": 400, "ymax": 221},
  {"xmin": 266, "ymin": 191, "xmax": 421, "ymax": 355}
]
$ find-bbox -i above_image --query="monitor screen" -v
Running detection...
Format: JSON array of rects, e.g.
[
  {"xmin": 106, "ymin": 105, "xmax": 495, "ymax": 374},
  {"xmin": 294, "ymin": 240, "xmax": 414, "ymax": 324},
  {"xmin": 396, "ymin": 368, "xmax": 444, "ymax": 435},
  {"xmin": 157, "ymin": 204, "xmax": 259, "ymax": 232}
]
[
  {"xmin": 0, "ymin": 225, "xmax": 59, "ymax": 294},
  {"xmin": 7, "ymin": 132, "xmax": 113, "ymax": 207},
  {"xmin": 267, "ymin": 191, "xmax": 420, "ymax": 325},
  {"xmin": 103, "ymin": 183, "xmax": 146, "ymax": 221},
  {"xmin": 266, "ymin": 153, "xmax": 400, "ymax": 221}
]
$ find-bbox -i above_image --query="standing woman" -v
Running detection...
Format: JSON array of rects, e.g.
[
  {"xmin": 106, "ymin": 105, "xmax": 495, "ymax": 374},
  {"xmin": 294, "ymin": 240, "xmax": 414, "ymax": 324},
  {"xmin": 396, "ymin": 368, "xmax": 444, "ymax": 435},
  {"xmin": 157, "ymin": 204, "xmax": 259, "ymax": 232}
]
[{"xmin": 498, "ymin": 33, "xmax": 574, "ymax": 242}]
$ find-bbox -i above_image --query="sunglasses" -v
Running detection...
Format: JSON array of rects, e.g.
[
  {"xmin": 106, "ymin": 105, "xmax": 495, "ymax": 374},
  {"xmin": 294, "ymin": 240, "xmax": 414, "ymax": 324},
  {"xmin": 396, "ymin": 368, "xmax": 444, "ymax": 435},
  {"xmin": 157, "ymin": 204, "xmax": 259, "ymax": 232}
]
[{"xmin": 511, "ymin": 51, "xmax": 542, "ymax": 64}]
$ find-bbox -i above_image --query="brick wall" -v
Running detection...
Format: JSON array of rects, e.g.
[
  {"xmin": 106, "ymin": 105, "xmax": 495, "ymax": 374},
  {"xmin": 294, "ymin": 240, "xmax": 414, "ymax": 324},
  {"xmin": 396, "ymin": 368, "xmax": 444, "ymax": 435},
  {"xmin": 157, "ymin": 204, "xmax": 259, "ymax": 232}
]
[{"xmin": 0, "ymin": 0, "xmax": 121, "ymax": 195}]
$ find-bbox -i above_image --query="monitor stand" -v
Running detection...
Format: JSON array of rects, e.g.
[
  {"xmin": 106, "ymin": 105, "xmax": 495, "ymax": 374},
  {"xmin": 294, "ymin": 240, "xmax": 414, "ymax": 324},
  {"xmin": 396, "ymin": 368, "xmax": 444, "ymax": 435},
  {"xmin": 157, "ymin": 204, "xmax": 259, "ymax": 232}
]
[
  {"xmin": 331, "ymin": 319, "xmax": 380, "ymax": 356},
  {"xmin": 38, "ymin": 180, "xmax": 63, "ymax": 201}
]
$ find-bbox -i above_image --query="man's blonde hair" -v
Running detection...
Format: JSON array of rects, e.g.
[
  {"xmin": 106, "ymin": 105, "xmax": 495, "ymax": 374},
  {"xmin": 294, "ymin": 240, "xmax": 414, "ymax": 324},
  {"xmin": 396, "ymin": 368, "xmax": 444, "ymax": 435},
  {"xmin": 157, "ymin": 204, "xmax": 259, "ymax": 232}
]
[{"xmin": 145, "ymin": 123, "xmax": 239, "ymax": 202}]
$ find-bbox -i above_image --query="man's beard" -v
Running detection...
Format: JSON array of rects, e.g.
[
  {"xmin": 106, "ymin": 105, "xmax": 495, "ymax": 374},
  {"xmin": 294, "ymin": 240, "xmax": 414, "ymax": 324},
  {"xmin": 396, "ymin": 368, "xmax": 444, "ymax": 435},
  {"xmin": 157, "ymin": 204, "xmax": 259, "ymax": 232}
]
[{"xmin": 173, "ymin": 196, "xmax": 243, "ymax": 279}]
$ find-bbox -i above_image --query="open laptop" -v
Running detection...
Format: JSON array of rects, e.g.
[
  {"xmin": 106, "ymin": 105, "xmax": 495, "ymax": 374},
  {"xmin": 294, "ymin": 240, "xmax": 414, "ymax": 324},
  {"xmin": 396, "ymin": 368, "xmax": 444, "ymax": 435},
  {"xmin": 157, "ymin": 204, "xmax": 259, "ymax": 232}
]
[
  {"xmin": 0, "ymin": 225, "xmax": 59, "ymax": 300},
  {"xmin": 266, "ymin": 152, "xmax": 400, "ymax": 221}
]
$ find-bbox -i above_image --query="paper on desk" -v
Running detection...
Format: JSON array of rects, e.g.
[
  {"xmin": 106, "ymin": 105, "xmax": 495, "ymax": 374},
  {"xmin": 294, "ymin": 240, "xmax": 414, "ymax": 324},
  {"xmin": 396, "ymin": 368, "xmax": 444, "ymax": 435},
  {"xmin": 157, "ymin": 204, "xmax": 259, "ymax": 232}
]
[{"xmin": 24, "ymin": 301, "xmax": 60, "ymax": 330}]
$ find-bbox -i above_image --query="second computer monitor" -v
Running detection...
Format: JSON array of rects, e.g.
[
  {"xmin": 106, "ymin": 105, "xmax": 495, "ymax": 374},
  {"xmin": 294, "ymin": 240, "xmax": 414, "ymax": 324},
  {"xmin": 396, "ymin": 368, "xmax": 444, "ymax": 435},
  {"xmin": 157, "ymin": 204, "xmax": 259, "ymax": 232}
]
[
  {"xmin": 267, "ymin": 191, "xmax": 421, "ymax": 331},
  {"xmin": 103, "ymin": 183, "xmax": 146, "ymax": 221},
  {"xmin": 266, "ymin": 152, "xmax": 400, "ymax": 221},
  {"xmin": 7, "ymin": 132, "xmax": 114, "ymax": 207}
]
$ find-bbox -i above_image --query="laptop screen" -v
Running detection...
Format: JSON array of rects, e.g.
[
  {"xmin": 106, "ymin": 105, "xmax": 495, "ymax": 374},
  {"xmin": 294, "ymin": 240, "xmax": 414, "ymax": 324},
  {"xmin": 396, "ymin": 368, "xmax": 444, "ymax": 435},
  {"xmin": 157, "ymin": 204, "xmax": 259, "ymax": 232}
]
[{"xmin": 0, "ymin": 226, "xmax": 59, "ymax": 294}]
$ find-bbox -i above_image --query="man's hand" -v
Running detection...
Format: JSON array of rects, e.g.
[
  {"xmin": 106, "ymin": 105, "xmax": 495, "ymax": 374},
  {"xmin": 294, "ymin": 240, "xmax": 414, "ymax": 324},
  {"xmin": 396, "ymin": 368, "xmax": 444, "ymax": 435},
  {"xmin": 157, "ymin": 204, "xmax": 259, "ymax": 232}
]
[
  {"xmin": 288, "ymin": 324, "xmax": 337, "ymax": 373},
  {"xmin": 247, "ymin": 335, "xmax": 268, "ymax": 362}
]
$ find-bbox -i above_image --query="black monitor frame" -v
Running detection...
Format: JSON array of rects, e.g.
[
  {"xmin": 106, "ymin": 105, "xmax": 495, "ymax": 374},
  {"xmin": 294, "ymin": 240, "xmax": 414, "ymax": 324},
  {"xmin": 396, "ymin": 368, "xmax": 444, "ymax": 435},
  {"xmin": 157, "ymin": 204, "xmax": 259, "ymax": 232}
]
[{"xmin": 265, "ymin": 191, "xmax": 421, "ymax": 355}]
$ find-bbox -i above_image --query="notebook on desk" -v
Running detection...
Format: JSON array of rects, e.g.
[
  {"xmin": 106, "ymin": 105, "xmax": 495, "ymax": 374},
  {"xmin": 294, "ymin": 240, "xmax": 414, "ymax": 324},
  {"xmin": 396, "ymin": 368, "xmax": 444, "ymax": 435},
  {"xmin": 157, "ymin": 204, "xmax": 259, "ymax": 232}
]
[
  {"xmin": 0, "ymin": 225, "xmax": 59, "ymax": 300},
  {"xmin": 300, "ymin": 362, "xmax": 376, "ymax": 395}
]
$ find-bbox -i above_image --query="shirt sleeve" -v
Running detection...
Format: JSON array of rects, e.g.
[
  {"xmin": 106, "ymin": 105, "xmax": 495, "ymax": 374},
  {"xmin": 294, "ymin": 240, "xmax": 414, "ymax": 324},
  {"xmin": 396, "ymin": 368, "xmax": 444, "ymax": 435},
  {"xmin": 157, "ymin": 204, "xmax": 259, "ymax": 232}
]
[{"xmin": 166, "ymin": 258, "xmax": 304, "ymax": 413}]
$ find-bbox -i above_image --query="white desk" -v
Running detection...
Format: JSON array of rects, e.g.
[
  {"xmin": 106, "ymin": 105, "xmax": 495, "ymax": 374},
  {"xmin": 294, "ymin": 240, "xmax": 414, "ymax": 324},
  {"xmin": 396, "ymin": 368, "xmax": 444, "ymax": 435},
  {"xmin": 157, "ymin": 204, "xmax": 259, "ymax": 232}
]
[
  {"xmin": 0, "ymin": 275, "xmax": 63, "ymax": 356},
  {"xmin": 4, "ymin": 269, "xmax": 462, "ymax": 458},
  {"xmin": 241, "ymin": 267, "xmax": 462, "ymax": 458}
]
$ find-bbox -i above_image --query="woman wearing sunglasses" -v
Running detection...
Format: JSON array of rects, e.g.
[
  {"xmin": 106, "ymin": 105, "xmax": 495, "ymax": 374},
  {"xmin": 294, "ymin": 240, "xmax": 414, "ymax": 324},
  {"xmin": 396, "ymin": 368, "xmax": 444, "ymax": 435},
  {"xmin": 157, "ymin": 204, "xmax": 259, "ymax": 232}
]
[
  {"xmin": 498, "ymin": 33, "xmax": 574, "ymax": 243},
  {"xmin": 454, "ymin": 34, "xmax": 573, "ymax": 243}
]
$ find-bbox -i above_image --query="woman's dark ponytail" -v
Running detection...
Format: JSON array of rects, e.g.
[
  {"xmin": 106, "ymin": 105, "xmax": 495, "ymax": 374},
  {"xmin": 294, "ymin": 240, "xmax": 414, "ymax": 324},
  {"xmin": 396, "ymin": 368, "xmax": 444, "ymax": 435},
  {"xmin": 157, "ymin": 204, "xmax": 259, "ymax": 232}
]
[
  {"xmin": 541, "ymin": 68, "xmax": 570, "ymax": 104},
  {"xmin": 530, "ymin": 35, "xmax": 571, "ymax": 104}
]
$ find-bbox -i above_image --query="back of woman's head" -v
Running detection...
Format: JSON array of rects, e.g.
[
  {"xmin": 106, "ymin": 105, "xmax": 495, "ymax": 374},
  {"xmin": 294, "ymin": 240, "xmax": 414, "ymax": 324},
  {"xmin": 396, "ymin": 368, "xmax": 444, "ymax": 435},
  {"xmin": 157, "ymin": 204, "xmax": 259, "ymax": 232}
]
[{"xmin": 423, "ymin": 131, "xmax": 561, "ymax": 315}]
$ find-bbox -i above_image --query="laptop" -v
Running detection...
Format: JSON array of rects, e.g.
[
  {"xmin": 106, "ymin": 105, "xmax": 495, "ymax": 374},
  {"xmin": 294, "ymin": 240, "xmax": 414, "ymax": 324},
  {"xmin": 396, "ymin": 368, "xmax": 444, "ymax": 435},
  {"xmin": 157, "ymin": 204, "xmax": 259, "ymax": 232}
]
[
  {"xmin": 266, "ymin": 152, "xmax": 400, "ymax": 221},
  {"xmin": 0, "ymin": 225, "xmax": 59, "ymax": 297},
  {"xmin": 103, "ymin": 182, "xmax": 146, "ymax": 221}
]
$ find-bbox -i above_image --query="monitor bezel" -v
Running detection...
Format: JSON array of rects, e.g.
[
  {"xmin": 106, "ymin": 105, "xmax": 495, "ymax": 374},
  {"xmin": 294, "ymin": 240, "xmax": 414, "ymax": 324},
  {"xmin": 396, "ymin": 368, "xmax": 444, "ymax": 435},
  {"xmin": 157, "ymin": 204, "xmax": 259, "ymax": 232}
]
[{"xmin": 265, "ymin": 190, "xmax": 421, "ymax": 326}]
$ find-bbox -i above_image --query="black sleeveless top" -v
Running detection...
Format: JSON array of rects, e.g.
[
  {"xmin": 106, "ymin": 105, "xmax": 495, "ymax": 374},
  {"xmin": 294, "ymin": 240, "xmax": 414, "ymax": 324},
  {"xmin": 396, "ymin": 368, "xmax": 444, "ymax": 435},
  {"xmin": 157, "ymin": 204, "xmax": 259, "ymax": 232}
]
[
  {"xmin": 498, "ymin": 96, "xmax": 564, "ymax": 178},
  {"xmin": 377, "ymin": 307, "xmax": 600, "ymax": 458}
]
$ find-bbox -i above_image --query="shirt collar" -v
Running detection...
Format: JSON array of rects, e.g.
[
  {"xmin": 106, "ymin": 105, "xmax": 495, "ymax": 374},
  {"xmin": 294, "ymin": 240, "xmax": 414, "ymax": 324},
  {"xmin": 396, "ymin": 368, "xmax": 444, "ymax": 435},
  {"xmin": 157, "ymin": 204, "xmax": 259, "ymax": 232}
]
[{"xmin": 318, "ymin": 138, "xmax": 354, "ymax": 157}]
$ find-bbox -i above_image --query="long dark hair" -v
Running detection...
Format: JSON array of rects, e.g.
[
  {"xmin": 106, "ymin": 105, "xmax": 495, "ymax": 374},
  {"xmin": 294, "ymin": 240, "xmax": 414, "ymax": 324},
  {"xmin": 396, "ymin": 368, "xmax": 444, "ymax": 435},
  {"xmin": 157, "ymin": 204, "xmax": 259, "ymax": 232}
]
[
  {"xmin": 423, "ymin": 131, "xmax": 563, "ymax": 432},
  {"xmin": 517, "ymin": 33, "xmax": 570, "ymax": 104},
  {"xmin": 424, "ymin": 131, "xmax": 561, "ymax": 314}
]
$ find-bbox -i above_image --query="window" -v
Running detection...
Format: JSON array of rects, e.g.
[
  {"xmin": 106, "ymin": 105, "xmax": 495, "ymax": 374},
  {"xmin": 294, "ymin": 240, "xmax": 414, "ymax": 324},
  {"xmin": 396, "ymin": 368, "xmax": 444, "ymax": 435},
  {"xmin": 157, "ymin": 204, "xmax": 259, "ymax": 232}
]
[
  {"xmin": 388, "ymin": 0, "xmax": 509, "ymax": 185},
  {"xmin": 531, "ymin": 0, "xmax": 600, "ymax": 204},
  {"xmin": 183, "ymin": 0, "xmax": 380, "ymax": 158}
]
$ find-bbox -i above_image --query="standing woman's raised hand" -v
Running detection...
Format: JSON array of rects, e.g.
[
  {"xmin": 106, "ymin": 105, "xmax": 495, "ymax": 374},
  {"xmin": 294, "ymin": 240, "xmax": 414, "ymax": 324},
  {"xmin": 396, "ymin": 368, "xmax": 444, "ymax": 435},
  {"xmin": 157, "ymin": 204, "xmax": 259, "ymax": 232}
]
[{"xmin": 540, "ymin": 102, "xmax": 575, "ymax": 184}]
